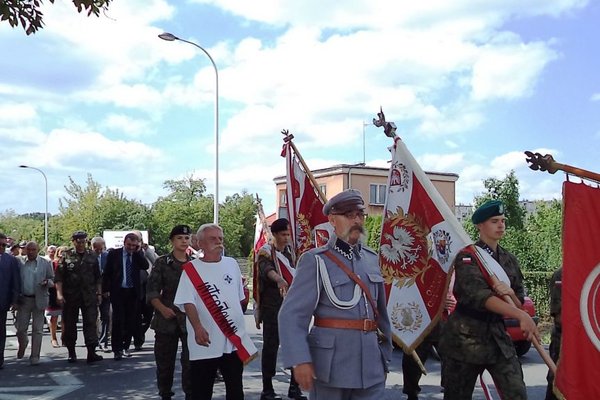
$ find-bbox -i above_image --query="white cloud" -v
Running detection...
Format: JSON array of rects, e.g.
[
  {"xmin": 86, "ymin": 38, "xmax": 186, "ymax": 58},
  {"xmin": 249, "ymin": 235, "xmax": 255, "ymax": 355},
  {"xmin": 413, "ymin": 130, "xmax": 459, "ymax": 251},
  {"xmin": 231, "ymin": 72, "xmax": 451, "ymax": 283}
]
[
  {"xmin": 0, "ymin": 103, "xmax": 37, "ymax": 125},
  {"xmin": 591, "ymin": 93, "xmax": 600, "ymax": 101},
  {"xmin": 102, "ymin": 114, "xmax": 154, "ymax": 137}
]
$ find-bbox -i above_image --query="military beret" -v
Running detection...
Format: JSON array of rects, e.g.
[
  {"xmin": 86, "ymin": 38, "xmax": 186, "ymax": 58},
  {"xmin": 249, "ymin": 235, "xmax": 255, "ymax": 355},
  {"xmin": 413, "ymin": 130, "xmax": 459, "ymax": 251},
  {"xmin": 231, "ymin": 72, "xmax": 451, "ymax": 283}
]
[
  {"xmin": 471, "ymin": 200, "xmax": 505, "ymax": 224},
  {"xmin": 323, "ymin": 189, "xmax": 366, "ymax": 216},
  {"xmin": 169, "ymin": 224, "xmax": 192, "ymax": 239},
  {"xmin": 71, "ymin": 230, "xmax": 88, "ymax": 240},
  {"xmin": 270, "ymin": 218, "xmax": 289, "ymax": 234}
]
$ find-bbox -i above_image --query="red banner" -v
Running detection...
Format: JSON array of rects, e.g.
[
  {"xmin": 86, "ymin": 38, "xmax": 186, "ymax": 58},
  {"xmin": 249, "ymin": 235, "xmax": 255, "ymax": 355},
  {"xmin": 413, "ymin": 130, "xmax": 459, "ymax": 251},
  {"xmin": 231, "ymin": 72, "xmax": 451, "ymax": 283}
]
[
  {"xmin": 282, "ymin": 142, "xmax": 331, "ymax": 257},
  {"xmin": 555, "ymin": 181, "xmax": 600, "ymax": 399}
]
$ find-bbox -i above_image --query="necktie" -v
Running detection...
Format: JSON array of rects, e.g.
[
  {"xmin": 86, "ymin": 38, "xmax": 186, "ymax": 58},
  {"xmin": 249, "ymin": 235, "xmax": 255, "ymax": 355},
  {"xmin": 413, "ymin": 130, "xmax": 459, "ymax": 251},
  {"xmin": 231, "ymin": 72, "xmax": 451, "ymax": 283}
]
[{"xmin": 125, "ymin": 253, "xmax": 132, "ymax": 287}]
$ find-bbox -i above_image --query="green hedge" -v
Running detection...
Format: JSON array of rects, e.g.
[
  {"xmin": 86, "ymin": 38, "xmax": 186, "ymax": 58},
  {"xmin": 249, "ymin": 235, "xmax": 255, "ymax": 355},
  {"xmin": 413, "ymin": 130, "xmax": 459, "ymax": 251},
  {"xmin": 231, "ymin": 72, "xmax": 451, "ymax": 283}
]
[{"xmin": 523, "ymin": 271, "xmax": 554, "ymax": 320}]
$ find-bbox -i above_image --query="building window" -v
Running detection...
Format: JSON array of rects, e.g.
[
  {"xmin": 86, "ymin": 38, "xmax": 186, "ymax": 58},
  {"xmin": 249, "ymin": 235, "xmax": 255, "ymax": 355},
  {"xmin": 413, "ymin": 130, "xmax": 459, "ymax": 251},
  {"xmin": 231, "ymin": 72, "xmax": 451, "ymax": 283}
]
[
  {"xmin": 318, "ymin": 184, "xmax": 327, "ymax": 197},
  {"xmin": 369, "ymin": 184, "xmax": 386, "ymax": 205},
  {"xmin": 279, "ymin": 190, "xmax": 287, "ymax": 206}
]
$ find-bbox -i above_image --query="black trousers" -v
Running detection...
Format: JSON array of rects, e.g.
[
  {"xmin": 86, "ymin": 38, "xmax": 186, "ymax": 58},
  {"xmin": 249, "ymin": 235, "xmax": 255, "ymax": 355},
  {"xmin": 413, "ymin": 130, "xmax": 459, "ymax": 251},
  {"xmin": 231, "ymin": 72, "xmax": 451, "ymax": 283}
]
[
  {"xmin": 0, "ymin": 311, "xmax": 7, "ymax": 366},
  {"xmin": 402, "ymin": 322, "xmax": 442, "ymax": 398},
  {"xmin": 98, "ymin": 297, "xmax": 111, "ymax": 346},
  {"xmin": 62, "ymin": 297, "xmax": 98, "ymax": 348},
  {"xmin": 190, "ymin": 352, "xmax": 243, "ymax": 400},
  {"xmin": 110, "ymin": 288, "xmax": 139, "ymax": 353}
]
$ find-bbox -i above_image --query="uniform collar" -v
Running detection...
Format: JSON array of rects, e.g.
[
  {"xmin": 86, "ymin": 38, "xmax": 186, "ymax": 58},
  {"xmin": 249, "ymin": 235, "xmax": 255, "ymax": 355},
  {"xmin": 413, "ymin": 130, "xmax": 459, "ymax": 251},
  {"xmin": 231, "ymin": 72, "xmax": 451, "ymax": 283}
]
[{"xmin": 332, "ymin": 236, "xmax": 362, "ymax": 260}]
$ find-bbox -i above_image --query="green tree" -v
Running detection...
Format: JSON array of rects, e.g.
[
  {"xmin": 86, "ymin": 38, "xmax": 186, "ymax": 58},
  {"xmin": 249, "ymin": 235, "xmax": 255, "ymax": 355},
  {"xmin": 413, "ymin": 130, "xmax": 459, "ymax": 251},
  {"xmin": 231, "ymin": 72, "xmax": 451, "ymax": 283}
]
[
  {"xmin": 0, "ymin": 209, "xmax": 44, "ymax": 244},
  {"xmin": 57, "ymin": 174, "xmax": 151, "ymax": 244},
  {"xmin": 0, "ymin": 0, "xmax": 113, "ymax": 35},
  {"xmin": 219, "ymin": 192, "xmax": 257, "ymax": 258},
  {"xmin": 474, "ymin": 170, "xmax": 526, "ymax": 230},
  {"xmin": 149, "ymin": 176, "xmax": 213, "ymax": 254},
  {"xmin": 524, "ymin": 200, "xmax": 562, "ymax": 271}
]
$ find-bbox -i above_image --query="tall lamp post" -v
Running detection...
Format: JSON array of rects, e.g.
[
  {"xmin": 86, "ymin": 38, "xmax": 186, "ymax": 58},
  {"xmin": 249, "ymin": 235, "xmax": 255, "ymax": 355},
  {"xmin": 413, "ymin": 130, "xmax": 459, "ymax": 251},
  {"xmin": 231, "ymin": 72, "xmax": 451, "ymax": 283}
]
[
  {"xmin": 19, "ymin": 165, "xmax": 48, "ymax": 249},
  {"xmin": 159, "ymin": 32, "xmax": 220, "ymax": 224}
]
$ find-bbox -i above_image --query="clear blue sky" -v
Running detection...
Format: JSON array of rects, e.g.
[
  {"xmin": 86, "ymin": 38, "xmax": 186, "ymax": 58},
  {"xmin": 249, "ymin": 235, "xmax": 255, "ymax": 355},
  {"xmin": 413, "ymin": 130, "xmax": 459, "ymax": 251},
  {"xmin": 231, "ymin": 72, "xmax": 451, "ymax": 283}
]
[{"xmin": 1, "ymin": 0, "xmax": 598, "ymax": 217}]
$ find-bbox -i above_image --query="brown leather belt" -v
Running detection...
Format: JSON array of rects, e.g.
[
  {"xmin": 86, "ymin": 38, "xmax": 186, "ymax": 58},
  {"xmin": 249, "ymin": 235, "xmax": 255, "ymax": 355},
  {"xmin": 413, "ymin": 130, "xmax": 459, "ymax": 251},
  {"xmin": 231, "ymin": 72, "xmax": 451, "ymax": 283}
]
[{"xmin": 314, "ymin": 317, "xmax": 377, "ymax": 332}]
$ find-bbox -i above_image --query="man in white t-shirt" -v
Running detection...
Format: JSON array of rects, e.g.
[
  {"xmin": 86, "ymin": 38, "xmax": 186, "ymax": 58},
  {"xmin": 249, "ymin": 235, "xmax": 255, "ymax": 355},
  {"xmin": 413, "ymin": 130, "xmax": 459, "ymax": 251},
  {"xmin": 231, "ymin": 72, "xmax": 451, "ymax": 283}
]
[{"xmin": 174, "ymin": 223, "xmax": 253, "ymax": 400}]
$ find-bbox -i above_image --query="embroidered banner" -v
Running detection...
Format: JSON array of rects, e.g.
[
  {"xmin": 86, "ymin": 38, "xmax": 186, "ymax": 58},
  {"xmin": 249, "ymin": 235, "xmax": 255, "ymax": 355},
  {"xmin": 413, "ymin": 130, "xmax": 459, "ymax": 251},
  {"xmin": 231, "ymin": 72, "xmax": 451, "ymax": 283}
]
[
  {"xmin": 555, "ymin": 181, "xmax": 600, "ymax": 399},
  {"xmin": 380, "ymin": 136, "xmax": 473, "ymax": 352}
]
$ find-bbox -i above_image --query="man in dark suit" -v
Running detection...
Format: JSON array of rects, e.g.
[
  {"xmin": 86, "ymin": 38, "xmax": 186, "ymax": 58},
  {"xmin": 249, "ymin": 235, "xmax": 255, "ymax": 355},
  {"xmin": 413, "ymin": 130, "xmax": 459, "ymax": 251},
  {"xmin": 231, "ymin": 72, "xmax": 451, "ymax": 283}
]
[
  {"xmin": 102, "ymin": 233, "xmax": 148, "ymax": 360},
  {"xmin": 92, "ymin": 237, "xmax": 110, "ymax": 352},
  {"xmin": 0, "ymin": 233, "xmax": 21, "ymax": 369}
]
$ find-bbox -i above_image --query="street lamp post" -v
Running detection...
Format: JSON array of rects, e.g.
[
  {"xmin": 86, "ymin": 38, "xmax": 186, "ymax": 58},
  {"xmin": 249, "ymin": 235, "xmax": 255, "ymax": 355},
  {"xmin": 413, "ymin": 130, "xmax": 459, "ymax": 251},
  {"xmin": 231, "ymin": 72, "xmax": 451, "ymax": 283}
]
[
  {"xmin": 19, "ymin": 165, "xmax": 48, "ymax": 249},
  {"xmin": 159, "ymin": 32, "xmax": 220, "ymax": 225}
]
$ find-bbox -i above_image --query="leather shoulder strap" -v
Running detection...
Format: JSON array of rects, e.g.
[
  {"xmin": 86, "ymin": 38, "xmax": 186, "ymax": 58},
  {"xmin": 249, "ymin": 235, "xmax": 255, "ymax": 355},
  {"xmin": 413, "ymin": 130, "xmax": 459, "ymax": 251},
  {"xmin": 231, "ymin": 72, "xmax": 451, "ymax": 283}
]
[{"xmin": 323, "ymin": 250, "xmax": 379, "ymax": 320}]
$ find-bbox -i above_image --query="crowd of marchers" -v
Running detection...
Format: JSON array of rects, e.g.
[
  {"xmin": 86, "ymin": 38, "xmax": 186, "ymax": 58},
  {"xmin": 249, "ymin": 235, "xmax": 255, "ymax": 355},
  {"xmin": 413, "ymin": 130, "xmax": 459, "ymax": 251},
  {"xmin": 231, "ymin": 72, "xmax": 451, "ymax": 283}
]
[{"xmin": 0, "ymin": 190, "xmax": 562, "ymax": 400}]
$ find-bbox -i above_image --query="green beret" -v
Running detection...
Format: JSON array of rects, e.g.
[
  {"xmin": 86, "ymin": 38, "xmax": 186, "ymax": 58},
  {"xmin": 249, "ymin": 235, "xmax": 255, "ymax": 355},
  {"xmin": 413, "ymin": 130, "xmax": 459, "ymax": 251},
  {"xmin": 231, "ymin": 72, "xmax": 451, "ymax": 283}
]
[{"xmin": 471, "ymin": 200, "xmax": 505, "ymax": 224}]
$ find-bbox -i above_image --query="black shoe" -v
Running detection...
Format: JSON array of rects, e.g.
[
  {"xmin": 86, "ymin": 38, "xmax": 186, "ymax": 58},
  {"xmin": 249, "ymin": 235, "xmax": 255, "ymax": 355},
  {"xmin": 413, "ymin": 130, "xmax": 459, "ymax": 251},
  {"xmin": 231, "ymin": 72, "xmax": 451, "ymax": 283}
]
[
  {"xmin": 260, "ymin": 391, "xmax": 282, "ymax": 400},
  {"xmin": 287, "ymin": 386, "xmax": 307, "ymax": 400},
  {"xmin": 67, "ymin": 347, "xmax": 77, "ymax": 363},
  {"xmin": 134, "ymin": 345, "xmax": 143, "ymax": 351},
  {"xmin": 123, "ymin": 349, "xmax": 132, "ymax": 358},
  {"xmin": 87, "ymin": 352, "xmax": 103, "ymax": 363},
  {"xmin": 114, "ymin": 351, "xmax": 123, "ymax": 361}
]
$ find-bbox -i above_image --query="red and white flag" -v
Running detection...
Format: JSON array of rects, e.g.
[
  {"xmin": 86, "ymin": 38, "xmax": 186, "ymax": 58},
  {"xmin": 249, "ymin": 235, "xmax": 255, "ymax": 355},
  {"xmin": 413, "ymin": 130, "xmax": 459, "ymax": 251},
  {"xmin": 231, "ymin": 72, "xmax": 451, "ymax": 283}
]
[
  {"xmin": 555, "ymin": 181, "xmax": 600, "ymax": 399},
  {"xmin": 380, "ymin": 137, "xmax": 473, "ymax": 352},
  {"xmin": 282, "ymin": 141, "xmax": 332, "ymax": 256},
  {"xmin": 252, "ymin": 212, "xmax": 269, "ymax": 306}
]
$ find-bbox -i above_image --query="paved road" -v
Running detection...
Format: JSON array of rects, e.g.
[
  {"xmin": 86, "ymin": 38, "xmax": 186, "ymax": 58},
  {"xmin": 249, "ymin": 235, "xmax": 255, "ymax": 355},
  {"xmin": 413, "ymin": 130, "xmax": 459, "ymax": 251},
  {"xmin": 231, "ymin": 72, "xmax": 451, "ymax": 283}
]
[{"xmin": 0, "ymin": 312, "xmax": 550, "ymax": 399}]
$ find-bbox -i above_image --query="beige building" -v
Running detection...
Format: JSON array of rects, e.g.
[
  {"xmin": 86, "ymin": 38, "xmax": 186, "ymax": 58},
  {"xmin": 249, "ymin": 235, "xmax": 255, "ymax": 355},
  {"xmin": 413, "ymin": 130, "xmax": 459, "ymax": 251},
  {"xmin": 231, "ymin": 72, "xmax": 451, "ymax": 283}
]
[{"xmin": 273, "ymin": 163, "xmax": 458, "ymax": 217}]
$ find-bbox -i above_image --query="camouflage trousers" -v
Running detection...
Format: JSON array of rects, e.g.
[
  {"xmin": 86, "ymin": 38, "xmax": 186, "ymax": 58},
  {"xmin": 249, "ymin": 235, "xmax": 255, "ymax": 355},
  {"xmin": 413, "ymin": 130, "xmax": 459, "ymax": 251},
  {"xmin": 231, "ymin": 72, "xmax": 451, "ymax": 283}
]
[
  {"xmin": 154, "ymin": 329, "xmax": 191, "ymax": 398},
  {"xmin": 62, "ymin": 299, "xmax": 98, "ymax": 348},
  {"xmin": 442, "ymin": 355, "xmax": 526, "ymax": 400}
]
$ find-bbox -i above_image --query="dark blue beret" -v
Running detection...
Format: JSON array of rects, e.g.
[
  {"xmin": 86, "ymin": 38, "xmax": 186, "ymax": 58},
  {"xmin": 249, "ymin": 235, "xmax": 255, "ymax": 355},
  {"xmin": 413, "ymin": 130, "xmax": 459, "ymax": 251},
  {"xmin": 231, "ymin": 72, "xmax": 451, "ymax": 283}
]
[
  {"xmin": 270, "ymin": 218, "xmax": 289, "ymax": 234},
  {"xmin": 471, "ymin": 200, "xmax": 505, "ymax": 224},
  {"xmin": 169, "ymin": 224, "xmax": 192, "ymax": 239},
  {"xmin": 323, "ymin": 189, "xmax": 365, "ymax": 216}
]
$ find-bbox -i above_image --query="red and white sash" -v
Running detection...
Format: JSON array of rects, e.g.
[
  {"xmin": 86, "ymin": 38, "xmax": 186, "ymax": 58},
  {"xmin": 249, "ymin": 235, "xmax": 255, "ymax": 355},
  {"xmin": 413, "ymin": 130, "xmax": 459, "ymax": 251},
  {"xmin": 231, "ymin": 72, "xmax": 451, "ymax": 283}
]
[
  {"xmin": 182, "ymin": 262, "xmax": 258, "ymax": 365},
  {"xmin": 273, "ymin": 246, "xmax": 295, "ymax": 286}
]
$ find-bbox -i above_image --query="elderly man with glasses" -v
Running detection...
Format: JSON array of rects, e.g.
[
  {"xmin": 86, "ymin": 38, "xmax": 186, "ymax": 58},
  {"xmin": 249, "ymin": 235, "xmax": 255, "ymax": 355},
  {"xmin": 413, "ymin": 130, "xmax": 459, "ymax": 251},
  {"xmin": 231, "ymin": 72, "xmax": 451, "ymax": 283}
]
[{"xmin": 279, "ymin": 189, "xmax": 392, "ymax": 400}]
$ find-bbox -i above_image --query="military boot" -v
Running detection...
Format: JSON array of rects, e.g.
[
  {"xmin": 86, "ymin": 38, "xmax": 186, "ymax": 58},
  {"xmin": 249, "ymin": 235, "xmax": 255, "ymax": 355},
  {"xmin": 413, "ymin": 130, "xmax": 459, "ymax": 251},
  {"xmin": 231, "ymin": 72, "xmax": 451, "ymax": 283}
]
[
  {"xmin": 67, "ymin": 346, "xmax": 77, "ymax": 363},
  {"xmin": 287, "ymin": 384, "xmax": 307, "ymax": 400},
  {"xmin": 86, "ymin": 345, "xmax": 104, "ymax": 363}
]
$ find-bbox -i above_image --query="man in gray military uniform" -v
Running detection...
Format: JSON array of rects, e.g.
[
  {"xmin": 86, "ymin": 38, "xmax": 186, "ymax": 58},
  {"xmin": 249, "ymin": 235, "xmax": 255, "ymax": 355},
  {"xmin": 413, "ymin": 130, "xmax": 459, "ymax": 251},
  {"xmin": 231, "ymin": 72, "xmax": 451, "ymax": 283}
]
[{"xmin": 279, "ymin": 189, "xmax": 392, "ymax": 400}]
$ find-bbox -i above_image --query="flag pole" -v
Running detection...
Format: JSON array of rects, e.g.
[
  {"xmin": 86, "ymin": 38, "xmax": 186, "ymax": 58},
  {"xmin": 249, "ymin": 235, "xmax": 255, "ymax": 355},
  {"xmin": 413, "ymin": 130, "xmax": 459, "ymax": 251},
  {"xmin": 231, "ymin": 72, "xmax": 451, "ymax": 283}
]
[
  {"xmin": 282, "ymin": 130, "xmax": 328, "ymax": 203},
  {"xmin": 372, "ymin": 109, "xmax": 427, "ymax": 375},
  {"xmin": 525, "ymin": 151, "xmax": 600, "ymax": 183}
]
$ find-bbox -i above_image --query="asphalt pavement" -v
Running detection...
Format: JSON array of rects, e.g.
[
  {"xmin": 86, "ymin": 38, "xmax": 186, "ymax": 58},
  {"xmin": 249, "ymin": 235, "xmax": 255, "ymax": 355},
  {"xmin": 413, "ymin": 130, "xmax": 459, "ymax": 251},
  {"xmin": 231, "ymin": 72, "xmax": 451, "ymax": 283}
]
[{"xmin": 0, "ymin": 310, "xmax": 550, "ymax": 399}]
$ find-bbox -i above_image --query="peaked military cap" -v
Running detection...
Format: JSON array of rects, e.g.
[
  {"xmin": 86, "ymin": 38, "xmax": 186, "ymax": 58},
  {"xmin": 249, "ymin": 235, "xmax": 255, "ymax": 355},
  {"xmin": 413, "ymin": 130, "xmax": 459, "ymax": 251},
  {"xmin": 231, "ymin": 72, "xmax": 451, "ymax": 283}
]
[
  {"xmin": 471, "ymin": 199, "xmax": 505, "ymax": 224},
  {"xmin": 169, "ymin": 224, "xmax": 192, "ymax": 239},
  {"xmin": 270, "ymin": 218, "xmax": 289, "ymax": 234},
  {"xmin": 71, "ymin": 230, "xmax": 88, "ymax": 240},
  {"xmin": 323, "ymin": 189, "xmax": 366, "ymax": 216}
]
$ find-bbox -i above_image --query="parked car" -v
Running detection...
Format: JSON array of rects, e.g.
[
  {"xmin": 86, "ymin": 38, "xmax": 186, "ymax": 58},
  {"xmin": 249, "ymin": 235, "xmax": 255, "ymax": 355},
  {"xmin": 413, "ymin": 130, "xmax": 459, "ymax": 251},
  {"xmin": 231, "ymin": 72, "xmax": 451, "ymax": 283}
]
[{"xmin": 503, "ymin": 296, "xmax": 539, "ymax": 356}]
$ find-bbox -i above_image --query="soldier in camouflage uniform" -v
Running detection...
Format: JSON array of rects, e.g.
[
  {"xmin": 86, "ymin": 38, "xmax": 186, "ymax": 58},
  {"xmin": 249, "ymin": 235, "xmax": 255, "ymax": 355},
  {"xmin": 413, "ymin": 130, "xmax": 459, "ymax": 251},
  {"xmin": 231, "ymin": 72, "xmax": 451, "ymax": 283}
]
[
  {"xmin": 439, "ymin": 200, "xmax": 538, "ymax": 400},
  {"xmin": 147, "ymin": 225, "xmax": 192, "ymax": 400},
  {"xmin": 55, "ymin": 231, "xmax": 103, "ymax": 363},
  {"xmin": 545, "ymin": 267, "xmax": 562, "ymax": 400}
]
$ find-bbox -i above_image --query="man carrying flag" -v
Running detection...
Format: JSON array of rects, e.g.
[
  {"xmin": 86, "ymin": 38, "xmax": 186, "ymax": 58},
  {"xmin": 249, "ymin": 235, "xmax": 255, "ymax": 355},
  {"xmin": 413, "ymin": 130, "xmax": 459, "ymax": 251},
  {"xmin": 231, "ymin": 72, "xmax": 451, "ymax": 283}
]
[
  {"xmin": 256, "ymin": 218, "xmax": 306, "ymax": 400},
  {"xmin": 438, "ymin": 200, "xmax": 539, "ymax": 400}
]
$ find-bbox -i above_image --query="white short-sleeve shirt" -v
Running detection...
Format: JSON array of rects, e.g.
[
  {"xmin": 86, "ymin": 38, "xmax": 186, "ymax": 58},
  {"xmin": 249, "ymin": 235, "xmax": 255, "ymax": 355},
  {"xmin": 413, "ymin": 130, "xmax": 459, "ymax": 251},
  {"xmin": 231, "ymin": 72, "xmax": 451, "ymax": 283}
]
[{"xmin": 174, "ymin": 256, "xmax": 245, "ymax": 361}]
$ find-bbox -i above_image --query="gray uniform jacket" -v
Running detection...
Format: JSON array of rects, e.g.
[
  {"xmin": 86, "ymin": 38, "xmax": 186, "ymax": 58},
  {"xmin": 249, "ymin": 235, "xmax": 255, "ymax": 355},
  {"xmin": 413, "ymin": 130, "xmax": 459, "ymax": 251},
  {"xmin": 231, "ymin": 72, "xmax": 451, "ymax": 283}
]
[{"xmin": 279, "ymin": 235, "xmax": 392, "ymax": 389}]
